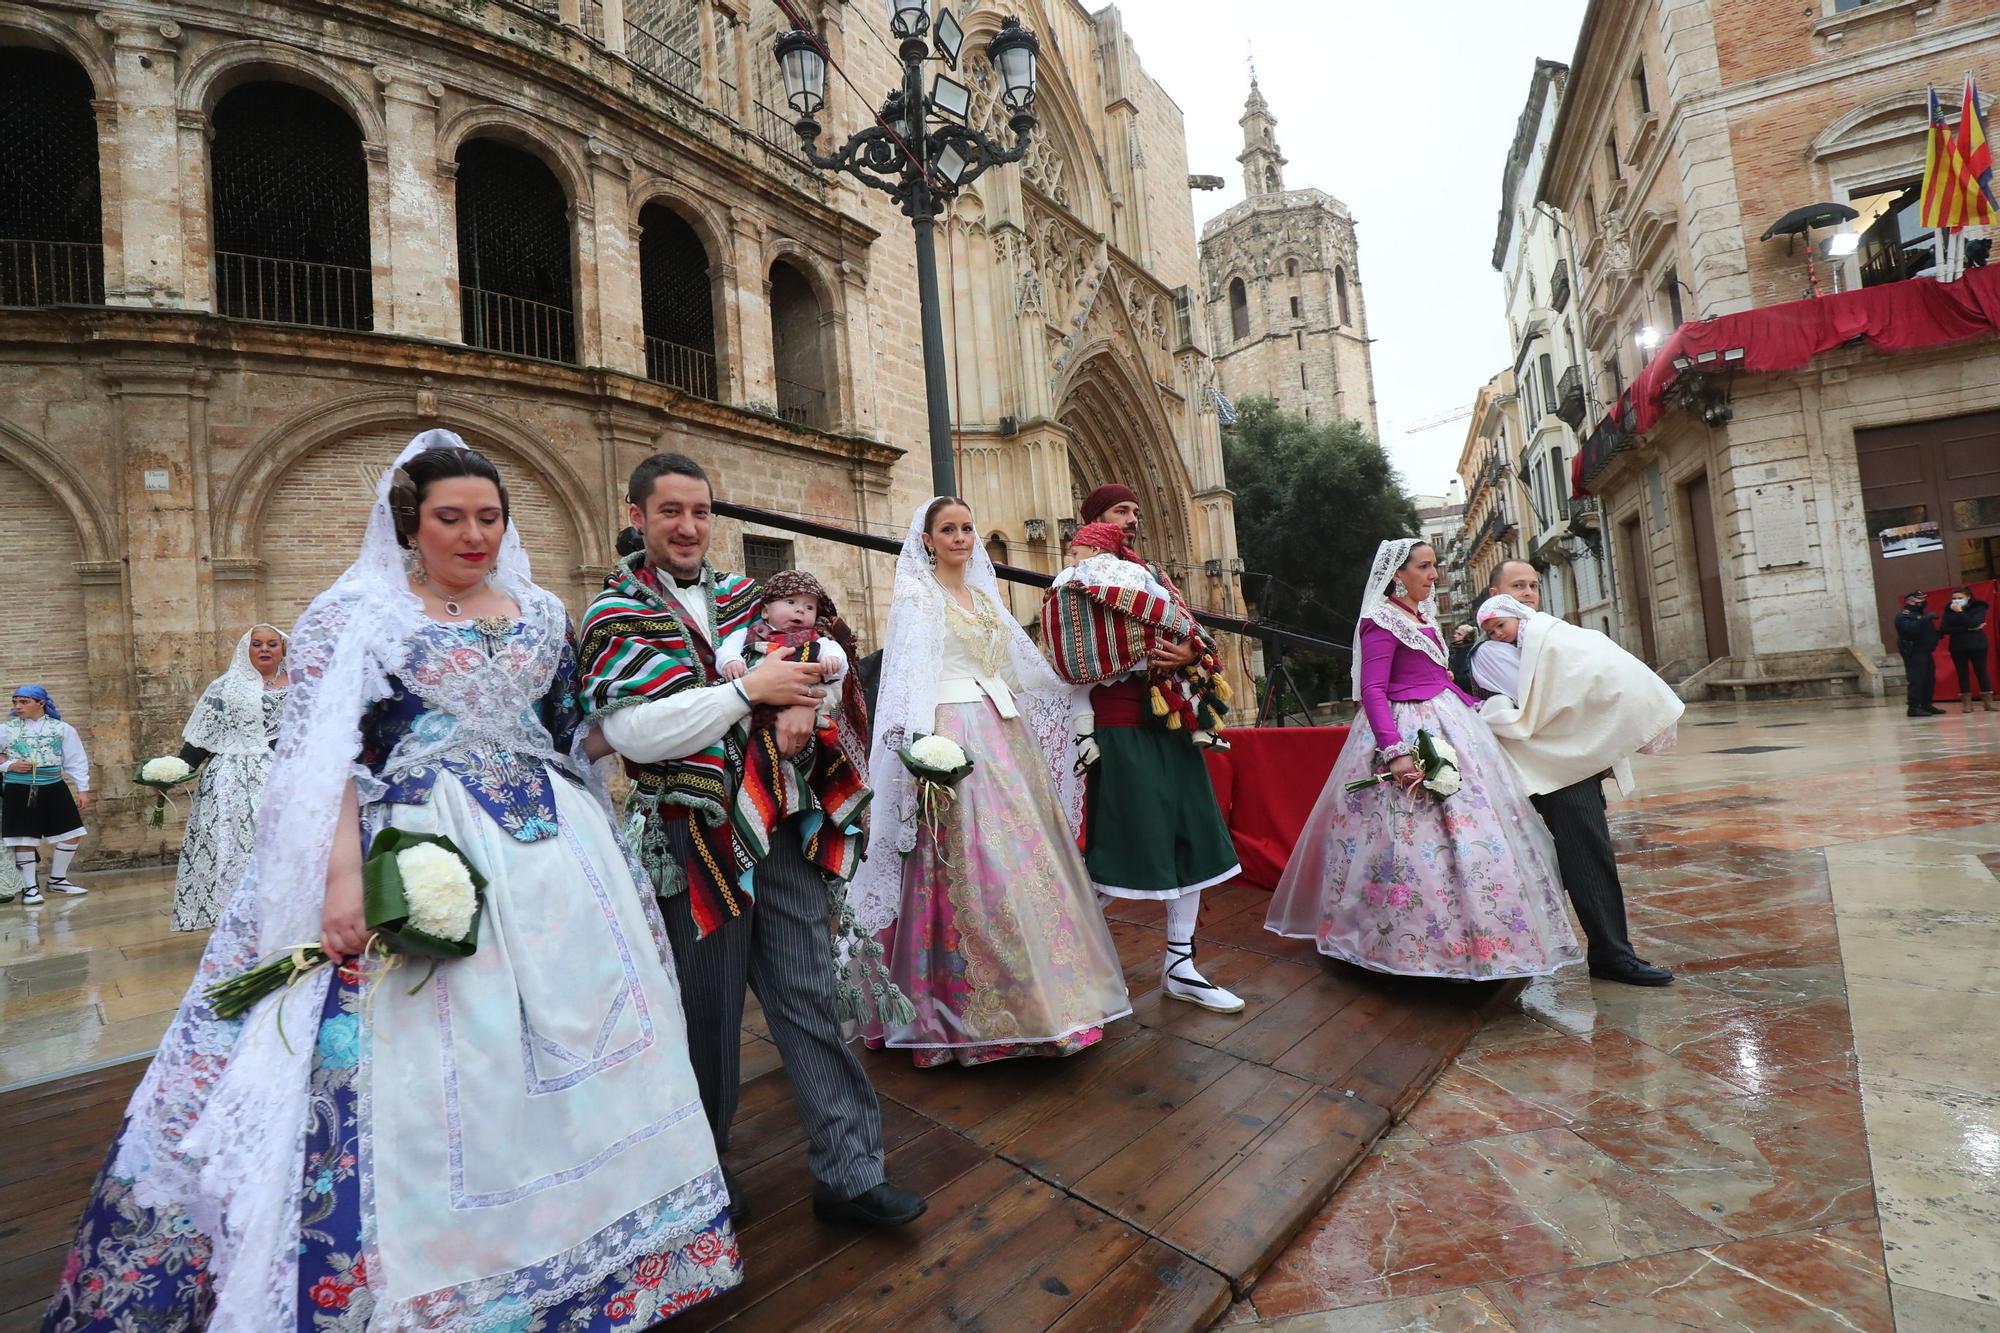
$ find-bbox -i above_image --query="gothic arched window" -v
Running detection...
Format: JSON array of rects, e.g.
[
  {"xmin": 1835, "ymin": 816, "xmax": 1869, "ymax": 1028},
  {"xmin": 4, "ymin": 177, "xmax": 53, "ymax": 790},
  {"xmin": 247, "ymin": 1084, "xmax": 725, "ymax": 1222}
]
[
  {"xmin": 1228, "ymin": 276, "xmax": 1249, "ymax": 341},
  {"xmin": 1285, "ymin": 257, "xmax": 1299, "ymax": 279},
  {"xmin": 0, "ymin": 46, "xmax": 103, "ymax": 306},
  {"xmin": 1336, "ymin": 267, "xmax": 1352, "ymax": 326},
  {"xmin": 456, "ymin": 138, "xmax": 575, "ymax": 362},
  {"xmin": 211, "ymin": 81, "xmax": 372, "ymax": 331}
]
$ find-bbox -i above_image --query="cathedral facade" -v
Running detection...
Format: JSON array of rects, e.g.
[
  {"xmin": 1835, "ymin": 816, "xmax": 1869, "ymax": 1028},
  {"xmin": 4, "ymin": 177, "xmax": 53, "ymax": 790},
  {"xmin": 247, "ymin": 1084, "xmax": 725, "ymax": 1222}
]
[
  {"xmin": 1198, "ymin": 81, "xmax": 1378, "ymax": 435},
  {"xmin": 0, "ymin": 0, "xmax": 1240, "ymax": 859}
]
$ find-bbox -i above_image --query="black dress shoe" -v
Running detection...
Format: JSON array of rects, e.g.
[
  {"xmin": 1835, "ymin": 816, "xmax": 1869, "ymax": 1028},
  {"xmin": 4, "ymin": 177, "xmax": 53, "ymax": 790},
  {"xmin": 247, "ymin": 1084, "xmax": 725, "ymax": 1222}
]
[
  {"xmin": 812, "ymin": 1181, "xmax": 927, "ymax": 1228},
  {"xmin": 721, "ymin": 1163, "xmax": 748, "ymax": 1225},
  {"xmin": 1925, "ymin": 706, "xmax": 1948, "ymax": 715},
  {"xmin": 1589, "ymin": 957, "xmax": 1674, "ymax": 986}
]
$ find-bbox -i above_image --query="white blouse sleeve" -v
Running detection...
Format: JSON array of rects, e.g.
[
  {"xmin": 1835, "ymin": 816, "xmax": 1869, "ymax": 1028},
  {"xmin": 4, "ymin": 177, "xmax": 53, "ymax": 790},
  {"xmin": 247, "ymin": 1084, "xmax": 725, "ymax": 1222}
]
[{"xmin": 61, "ymin": 721, "xmax": 90, "ymax": 791}]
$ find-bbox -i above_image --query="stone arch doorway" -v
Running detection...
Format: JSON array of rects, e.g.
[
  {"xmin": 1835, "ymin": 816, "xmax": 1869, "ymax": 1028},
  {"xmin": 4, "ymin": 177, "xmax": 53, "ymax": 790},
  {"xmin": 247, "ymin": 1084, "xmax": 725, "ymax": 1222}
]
[
  {"xmin": 0, "ymin": 453, "xmax": 90, "ymax": 740},
  {"xmin": 1058, "ymin": 352, "xmax": 1193, "ymax": 575},
  {"xmin": 255, "ymin": 432, "xmax": 585, "ymax": 628}
]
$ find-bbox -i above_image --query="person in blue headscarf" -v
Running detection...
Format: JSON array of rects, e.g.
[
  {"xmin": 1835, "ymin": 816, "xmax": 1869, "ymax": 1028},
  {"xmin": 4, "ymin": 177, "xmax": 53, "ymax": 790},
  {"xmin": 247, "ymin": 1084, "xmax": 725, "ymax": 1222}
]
[{"xmin": 3, "ymin": 685, "xmax": 93, "ymax": 907}]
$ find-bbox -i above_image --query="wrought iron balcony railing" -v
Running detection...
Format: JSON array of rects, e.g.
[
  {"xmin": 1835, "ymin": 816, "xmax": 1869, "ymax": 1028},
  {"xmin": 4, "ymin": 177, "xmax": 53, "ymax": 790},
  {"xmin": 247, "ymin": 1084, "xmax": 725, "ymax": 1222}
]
[
  {"xmin": 775, "ymin": 374, "xmax": 826, "ymax": 429},
  {"xmin": 0, "ymin": 238, "xmax": 105, "ymax": 308},
  {"xmin": 644, "ymin": 335, "xmax": 718, "ymax": 400},
  {"xmin": 461, "ymin": 285, "xmax": 577, "ymax": 364},
  {"xmin": 216, "ymin": 251, "xmax": 373, "ymax": 332}
]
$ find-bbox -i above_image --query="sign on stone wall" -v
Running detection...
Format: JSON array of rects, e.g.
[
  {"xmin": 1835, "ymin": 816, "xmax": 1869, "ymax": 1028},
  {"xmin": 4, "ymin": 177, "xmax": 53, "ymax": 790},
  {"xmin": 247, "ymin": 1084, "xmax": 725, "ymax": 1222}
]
[{"xmin": 1750, "ymin": 483, "xmax": 1811, "ymax": 568}]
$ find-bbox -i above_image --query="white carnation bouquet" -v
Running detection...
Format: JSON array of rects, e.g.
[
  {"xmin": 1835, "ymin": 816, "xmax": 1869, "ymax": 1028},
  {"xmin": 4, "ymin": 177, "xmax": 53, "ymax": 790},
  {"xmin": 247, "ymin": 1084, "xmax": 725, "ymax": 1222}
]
[
  {"xmin": 1346, "ymin": 729, "xmax": 1462, "ymax": 799},
  {"xmin": 133, "ymin": 756, "xmax": 196, "ymax": 827},
  {"xmin": 896, "ymin": 732, "xmax": 975, "ymax": 853},
  {"xmin": 204, "ymin": 829, "xmax": 486, "ymax": 1033}
]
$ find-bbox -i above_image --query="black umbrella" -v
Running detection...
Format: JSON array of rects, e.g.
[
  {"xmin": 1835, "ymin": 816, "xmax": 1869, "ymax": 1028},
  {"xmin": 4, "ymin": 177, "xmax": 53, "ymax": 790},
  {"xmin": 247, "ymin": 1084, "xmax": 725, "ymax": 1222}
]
[{"xmin": 1760, "ymin": 202, "xmax": 1860, "ymax": 242}]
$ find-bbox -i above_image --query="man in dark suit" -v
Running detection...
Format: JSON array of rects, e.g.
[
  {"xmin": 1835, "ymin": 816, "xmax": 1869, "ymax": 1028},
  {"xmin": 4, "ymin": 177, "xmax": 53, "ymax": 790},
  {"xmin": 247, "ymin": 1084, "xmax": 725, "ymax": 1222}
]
[{"xmin": 1473, "ymin": 561, "xmax": 1673, "ymax": 987}]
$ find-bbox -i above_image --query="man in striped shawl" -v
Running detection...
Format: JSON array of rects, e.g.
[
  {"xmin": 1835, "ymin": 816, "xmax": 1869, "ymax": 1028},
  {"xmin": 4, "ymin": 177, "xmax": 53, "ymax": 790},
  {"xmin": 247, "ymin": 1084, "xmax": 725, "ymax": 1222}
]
[
  {"xmin": 1039, "ymin": 485, "xmax": 1246, "ymax": 1015},
  {"xmin": 579, "ymin": 453, "xmax": 924, "ymax": 1231}
]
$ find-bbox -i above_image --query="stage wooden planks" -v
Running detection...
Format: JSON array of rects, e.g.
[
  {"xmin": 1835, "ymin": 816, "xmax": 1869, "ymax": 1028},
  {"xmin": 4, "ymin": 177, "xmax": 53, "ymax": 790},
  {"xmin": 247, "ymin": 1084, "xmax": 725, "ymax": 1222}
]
[{"xmin": 0, "ymin": 885, "xmax": 1522, "ymax": 1333}]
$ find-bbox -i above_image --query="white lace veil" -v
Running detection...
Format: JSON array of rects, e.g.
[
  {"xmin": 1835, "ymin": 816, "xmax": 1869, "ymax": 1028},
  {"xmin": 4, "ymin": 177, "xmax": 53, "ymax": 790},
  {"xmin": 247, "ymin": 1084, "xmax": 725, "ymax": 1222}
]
[
  {"xmin": 114, "ymin": 428, "xmax": 537, "ymax": 1331},
  {"xmin": 181, "ymin": 624, "xmax": 288, "ymax": 757},
  {"xmin": 849, "ymin": 498, "xmax": 1085, "ymax": 936},
  {"xmin": 1350, "ymin": 537, "xmax": 1445, "ymax": 699}
]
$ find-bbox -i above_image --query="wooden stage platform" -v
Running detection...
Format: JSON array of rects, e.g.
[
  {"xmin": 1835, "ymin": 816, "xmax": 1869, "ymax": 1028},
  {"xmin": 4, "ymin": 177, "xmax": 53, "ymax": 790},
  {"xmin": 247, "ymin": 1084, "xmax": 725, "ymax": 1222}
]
[{"xmin": 0, "ymin": 885, "xmax": 1521, "ymax": 1332}]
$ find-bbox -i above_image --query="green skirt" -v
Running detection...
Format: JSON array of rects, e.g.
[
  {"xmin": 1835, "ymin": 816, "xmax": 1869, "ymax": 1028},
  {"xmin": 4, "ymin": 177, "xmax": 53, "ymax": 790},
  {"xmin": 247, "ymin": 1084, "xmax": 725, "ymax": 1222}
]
[{"xmin": 1083, "ymin": 726, "xmax": 1239, "ymax": 899}]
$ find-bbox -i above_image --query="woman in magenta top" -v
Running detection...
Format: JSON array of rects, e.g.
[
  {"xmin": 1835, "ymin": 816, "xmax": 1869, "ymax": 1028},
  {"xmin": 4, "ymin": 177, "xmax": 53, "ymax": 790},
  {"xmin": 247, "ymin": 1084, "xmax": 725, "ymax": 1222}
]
[{"xmin": 1265, "ymin": 538, "xmax": 1580, "ymax": 979}]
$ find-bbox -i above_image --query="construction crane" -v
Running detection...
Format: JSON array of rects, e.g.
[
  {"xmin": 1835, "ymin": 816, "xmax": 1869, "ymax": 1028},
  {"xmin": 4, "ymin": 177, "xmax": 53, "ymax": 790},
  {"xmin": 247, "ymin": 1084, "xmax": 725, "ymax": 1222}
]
[{"xmin": 1401, "ymin": 404, "xmax": 1475, "ymax": 434}]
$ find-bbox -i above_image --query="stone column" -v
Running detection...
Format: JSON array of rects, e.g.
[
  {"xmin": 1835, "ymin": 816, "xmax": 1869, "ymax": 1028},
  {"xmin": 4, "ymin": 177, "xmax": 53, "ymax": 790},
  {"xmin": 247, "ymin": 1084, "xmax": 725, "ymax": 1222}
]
[
  {"xmin": 711, "ymin": 251, "xmax": 743, "ymax": 403},
  {"xmin": 96, "ymin": 16, "xmax": 189, "ymax": 307},
  {"xmin": 103, "ymin": 360, "xmax": 214, "ymax": 758},
  {"xmin": 89, "ymin": 99, "xmax": 126, "ymax": 301},
  {"xmin": 697, "ymin": 0, "xmax": 722, "ymax": 109},
  {"xmin": 719, "ymin": 2, "xmax": 753, "ymax": 126},
  {"xmin": 837, "ymin": 257, "xmax": 877, "ymax": 439},
  {"xmin": 76, "ymin": 560, "xmax": 135, "ymax": 823},
  {"xmin": 602, "ymin": 0, "xmax": 627, "ymax": 54},
  {"xmin": 588, "ymin": 140, "xmax": 644, "ymax": 375},
  {"xmin": 730, "ymin": 209, "xmax": 774, "ymax": 405},
  {"xmin": 572, "ymin": 190, "xmax": 603, "ymax": 367},
  {"xmin": 374, "ymin": 70, "xmax": 457, "ymax": 341}
]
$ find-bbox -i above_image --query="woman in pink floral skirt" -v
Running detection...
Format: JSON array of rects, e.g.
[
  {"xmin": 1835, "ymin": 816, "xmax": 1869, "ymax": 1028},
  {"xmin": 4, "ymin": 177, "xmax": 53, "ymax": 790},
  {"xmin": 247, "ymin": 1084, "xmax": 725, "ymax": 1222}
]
[{"xmin": 1264, "ymin": 538, "xmax": 1581, "ymax": 979}]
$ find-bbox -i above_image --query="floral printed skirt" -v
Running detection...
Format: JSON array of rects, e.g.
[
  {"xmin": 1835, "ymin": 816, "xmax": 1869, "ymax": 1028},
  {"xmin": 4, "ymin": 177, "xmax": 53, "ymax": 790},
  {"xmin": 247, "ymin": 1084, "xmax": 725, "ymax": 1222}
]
[
  {"xmin": 43, "ymin": 770, "xmax": 739, "ymax": 1332},
  {"xmin": 862, "ymin": 698, "xmax": 1131, "ymax": 1067},
  {"xmin": 1263, "ymin": 692, "xmax": 1583, "ymax": 980}
]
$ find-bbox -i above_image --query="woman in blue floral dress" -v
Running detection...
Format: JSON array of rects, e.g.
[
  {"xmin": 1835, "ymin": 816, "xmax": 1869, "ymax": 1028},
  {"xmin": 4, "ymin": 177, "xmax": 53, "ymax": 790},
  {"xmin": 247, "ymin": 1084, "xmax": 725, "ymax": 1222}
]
[{"xmin": 44, "ymin": 434, "xmax": 738, "ymax": 1331}]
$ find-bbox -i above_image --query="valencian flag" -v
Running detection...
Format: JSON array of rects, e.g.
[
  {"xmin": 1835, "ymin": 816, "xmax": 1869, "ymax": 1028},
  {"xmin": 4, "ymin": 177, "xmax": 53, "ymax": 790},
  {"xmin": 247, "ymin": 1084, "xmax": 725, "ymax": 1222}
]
[
  {"xmin": 1923, "ymin": 78, "xmax": 1998, "ymax": 231},
  {"xmin": 1955, "ymin": 74, "xmax": 1998, "ymax": 219}
]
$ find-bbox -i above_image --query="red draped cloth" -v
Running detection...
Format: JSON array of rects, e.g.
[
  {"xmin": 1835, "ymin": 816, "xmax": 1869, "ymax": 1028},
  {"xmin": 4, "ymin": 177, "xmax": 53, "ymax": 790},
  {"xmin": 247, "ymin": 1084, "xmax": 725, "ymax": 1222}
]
[
  {"xmin": 1202, "ymin": 726, "xmax": 1351, "ymax": 891},
  {"xmin": 1575, "ymin": 268, "xmax": 2000, "ymax": 496}
]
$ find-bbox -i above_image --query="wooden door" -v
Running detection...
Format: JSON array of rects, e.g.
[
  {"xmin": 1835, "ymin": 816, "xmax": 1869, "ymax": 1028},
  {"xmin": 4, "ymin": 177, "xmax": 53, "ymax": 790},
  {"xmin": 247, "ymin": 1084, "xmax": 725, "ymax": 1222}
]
[
  {"xmin": 1622, "ymin": 517, "xmax": 1659, "ymax": 665},
  {"xmin": 1685, "ymin": 473, "xmax": 1732, "ymax": 662}
]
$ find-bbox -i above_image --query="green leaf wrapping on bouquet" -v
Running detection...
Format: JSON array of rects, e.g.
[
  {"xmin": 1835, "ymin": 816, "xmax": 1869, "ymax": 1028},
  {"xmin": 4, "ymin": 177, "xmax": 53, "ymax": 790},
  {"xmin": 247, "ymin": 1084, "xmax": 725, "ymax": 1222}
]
[
  {"xmin": 894, "ymin": 742, "xmax": 975, "ymax": 787},
  {"xmin": 360, "ymin": 827, "xmax": 488, "ymax": 959}
]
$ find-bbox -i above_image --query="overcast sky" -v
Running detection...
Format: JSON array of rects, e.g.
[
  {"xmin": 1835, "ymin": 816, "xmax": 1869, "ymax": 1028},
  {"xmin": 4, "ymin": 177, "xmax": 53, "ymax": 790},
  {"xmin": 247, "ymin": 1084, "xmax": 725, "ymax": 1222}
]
[{"xmin": 1110, "ymin": 0, "xmax": 1592, "ymax": 497}]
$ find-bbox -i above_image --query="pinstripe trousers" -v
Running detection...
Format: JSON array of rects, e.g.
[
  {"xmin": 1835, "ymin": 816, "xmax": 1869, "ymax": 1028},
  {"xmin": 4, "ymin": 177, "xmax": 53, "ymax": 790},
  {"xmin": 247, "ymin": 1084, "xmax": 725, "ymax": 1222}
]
[
  {"xmin": 660, "ymin": 816, "xmax": 887, "ymax": 1200},
  {"xmin": 1528, "ymin": 778, "xmax": 1638, "ymax": 967}
]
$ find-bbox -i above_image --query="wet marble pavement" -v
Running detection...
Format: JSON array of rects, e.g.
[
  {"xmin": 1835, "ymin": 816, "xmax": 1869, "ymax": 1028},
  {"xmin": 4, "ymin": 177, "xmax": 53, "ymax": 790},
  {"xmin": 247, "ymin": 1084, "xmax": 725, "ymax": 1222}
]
[
  {"xmin": 0, "ymin": 865, "xmax": 190, "ymax": 1089},
  {"xmin": 1228, "ymin": 696, "xmax": 2000, "ymax": 1332}
]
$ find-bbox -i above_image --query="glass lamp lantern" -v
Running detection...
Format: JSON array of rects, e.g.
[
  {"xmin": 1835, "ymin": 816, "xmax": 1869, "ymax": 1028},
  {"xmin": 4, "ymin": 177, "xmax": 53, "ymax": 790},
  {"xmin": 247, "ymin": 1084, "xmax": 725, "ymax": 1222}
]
[
  {"xmin": 889, "ymin": 0, "xmax": 931, "ymax": 39},
  {"xmin": 986, "ymin": 17, "xmax": 1039, "ymax": 113},
  {"xmin": 774, "ymin": 28, "xmax": 827, "ymax": 119}
]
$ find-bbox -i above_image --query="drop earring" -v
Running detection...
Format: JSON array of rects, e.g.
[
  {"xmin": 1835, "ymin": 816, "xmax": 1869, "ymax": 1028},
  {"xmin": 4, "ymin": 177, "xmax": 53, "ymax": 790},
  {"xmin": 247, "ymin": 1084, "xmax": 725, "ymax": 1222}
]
[
  {"xmin": 404, "ymin": 548, "xmax": 424, "ymax": 580},
  {"xmin": 1391, "ymin": 577, "xmax": 1407, "ymax": 599}
]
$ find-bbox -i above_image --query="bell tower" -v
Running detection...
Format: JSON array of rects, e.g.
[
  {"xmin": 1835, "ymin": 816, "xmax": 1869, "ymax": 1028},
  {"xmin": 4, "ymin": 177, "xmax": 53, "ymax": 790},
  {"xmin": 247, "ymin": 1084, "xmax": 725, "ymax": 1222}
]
[{"xmin": 1238, "ymin": 76, "xmax": 1285, "ymax": 199}]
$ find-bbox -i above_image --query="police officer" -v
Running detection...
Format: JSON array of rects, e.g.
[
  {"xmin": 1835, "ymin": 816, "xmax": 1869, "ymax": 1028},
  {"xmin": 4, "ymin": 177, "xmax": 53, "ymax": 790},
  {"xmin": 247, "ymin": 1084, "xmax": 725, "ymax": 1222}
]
[{"xmin": 1895, "ymin": 591, "xmax": 1944, "ymax": 718}]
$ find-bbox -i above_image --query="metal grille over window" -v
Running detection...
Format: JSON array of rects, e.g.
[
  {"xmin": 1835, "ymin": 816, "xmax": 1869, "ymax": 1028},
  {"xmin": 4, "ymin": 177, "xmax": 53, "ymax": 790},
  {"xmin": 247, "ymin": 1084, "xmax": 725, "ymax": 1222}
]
[
  {"xmin": 210, "ymin": 82, "xmax": 372, "ymax": 331},
  {"xmin": 742, "ymin": 535, "xmax": 794, "ymax": 582},
  {"xmin": 0, "ymin": 48, "xmax": 104, "ymax": 308},
  {"xmin": 638, "ymin": 203, "xmax": 718, "ymax": 399},
  {"xmin": 456, "ymin": 140, "xmax": 577, "ymax": 364},
  {"xmin": 769, "ymin": 260, "xmax": 826, "ymax": 429}
]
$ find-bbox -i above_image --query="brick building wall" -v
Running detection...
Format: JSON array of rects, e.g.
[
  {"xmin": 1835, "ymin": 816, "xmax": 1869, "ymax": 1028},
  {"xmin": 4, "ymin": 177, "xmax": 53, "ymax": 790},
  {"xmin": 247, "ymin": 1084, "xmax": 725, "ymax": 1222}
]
[{"xmin": 1544, "ymin": 0, "xmax": 2000, "ymax": 685}]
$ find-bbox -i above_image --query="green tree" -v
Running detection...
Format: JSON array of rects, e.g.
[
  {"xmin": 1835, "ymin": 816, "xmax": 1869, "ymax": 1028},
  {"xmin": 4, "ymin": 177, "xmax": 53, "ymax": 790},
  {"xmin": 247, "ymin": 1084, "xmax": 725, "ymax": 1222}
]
[{"xmin": 1222, "ymin": 397, "xmax": 1421, "ymax": 701}]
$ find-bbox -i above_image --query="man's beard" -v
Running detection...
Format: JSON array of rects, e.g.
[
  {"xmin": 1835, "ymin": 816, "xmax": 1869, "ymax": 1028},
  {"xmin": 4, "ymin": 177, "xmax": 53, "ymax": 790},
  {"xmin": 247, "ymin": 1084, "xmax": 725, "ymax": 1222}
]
[{"xmin": 649, "ymin": 538, "xmax": 705, "ymax": 581}]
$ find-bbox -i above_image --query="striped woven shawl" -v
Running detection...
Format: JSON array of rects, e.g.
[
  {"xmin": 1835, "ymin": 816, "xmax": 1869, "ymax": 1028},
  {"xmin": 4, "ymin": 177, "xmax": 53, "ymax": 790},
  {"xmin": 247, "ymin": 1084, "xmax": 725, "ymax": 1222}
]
[{"xmin": 579, "ymin": 555, "xmax": 760, "ymax": 936}]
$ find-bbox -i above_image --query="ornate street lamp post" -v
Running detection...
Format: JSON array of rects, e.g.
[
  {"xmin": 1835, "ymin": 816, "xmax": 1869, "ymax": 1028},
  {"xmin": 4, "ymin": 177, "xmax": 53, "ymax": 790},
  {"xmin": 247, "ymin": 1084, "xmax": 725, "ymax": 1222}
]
[{"xmin": 775, "ymin": 5, "xmax": 1040, "ymax": 495}]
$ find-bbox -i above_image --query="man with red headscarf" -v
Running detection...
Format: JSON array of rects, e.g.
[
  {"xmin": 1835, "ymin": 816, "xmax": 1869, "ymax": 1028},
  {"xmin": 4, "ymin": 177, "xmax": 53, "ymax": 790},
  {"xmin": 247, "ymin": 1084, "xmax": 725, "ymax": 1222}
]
[{"xmin": 1040, "ymin": 484, "xmax": 1245, "ymax": 1013}]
